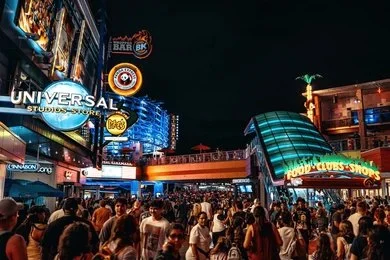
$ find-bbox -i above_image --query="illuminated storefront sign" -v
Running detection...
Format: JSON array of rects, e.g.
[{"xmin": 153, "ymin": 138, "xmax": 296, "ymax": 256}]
[
  {"xmin": 232, "ymin": 178, "xmax": 251, "ymax": 184},
  {"xmin": 109, "ymin": 30, "xmax": 153, "ymax": 59},
  {"xmin": 7, "ymin": 163, "xmax": 53, "ymax": 175},
  {"xmin": 10, "ymin": 80, "xmax": 118, "ymax": 131},
  {"xmin": 284, "ymin": 154, "xmax": 381, "ymax": 181},
  {"xmin": 106, "ymin": 112, "xmax": 128, "ymax": 135},
  {"xmin": 108, "ymin": 63, "xmax": 143, "ymax": 97}
]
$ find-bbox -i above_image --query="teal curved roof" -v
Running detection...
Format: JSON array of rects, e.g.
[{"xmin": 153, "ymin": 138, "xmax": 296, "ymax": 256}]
[{"xmin": 244, "ymin": 111, "xmax": 333, "ymax": 180}]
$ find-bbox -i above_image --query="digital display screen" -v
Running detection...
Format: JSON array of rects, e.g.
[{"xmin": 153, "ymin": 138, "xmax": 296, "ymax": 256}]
[
  {"xmin": 246, "ymin": 185, "xmax": 253, "ymax": 193},
  {"xmin": 239, "ymin": 186, "xmax": 246, "ymax": 193},
  {"xmin": 101, "ymin": 165, "xmax": 122, "ymax": 178},
  {"xmin": 16, "ymin": 0, "xmax": 54, "ymax": 51}
]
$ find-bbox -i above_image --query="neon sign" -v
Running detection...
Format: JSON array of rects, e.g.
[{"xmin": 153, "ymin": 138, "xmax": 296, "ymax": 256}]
[
  {"xmin": 10, "ymin": 80, "xmax": 118, "ymax": 131},
  {"xmin": 109, "ymin": 30, "xmax": 153, "ymax": 59},
  {"xmin": 284, "ymin": 154, "xmax": 380, "ymax": 181},
  {"xmin": 108, "ymin": 63, "xmax": 143, "ymax": 97},
  {"xmin": 7, "ymin": 163, "xmax": 53, "ymax": 175}
]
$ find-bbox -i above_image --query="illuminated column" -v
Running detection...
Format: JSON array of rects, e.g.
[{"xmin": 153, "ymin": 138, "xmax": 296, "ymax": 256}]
[
  {"xmin": 314, "ymin": 95, "xmax": 321, "ymax": 131},
  {"xmin": 0, "ymin": 164, "xmax": 5, "ymax": 199},
  {"xmin": 306, "ymin": 84, "xmax": 314, "ymax": 122},
  {"xmin": 382, "ymin": 178, "xmax": 388, "ymax": 197},
  {"xmin": 356, "ymin": 89, "xmax": 367, "ymax": 150}
]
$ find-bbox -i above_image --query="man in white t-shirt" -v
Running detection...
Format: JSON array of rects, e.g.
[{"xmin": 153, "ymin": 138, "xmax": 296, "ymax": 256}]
[
  {"xmin": 200, "ymin": 196, "xmax": 213, "ymax": 221},
  {"xmin": 348, "ymin": 201, "xmax": 367, "ymax": 237},
  {"xmin": 140, "ymin": 199, "xmax": 170, "ymax": 260}
]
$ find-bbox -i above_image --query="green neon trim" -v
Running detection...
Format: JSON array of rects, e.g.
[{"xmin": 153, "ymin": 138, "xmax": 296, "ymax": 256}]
[
  {"xmin": 267, "ymin": 143, "xmax": 332, "ymax": 152},
  {"xmin": 261, "ymin": 126, "xmax": 320, "ymax": 135},
  {"xmin": 258, "ymin": 119, "xmax": 313, "ymax": 128},
  {"xmin": 263, "ymin": 134, "xmax": 328, "ymax": 144}
]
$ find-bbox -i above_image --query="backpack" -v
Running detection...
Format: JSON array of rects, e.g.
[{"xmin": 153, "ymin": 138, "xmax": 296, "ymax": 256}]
[
  {"xmin": 92, "ymin": 242, "xmax": 126, "ymax": 260},
  {"xmin": 0, "ymin": 232, "xmax": 14, "ymax": 260},
  {"xmin": 227, "ymin": 243, "xmax": 242, "ymax": 260}
]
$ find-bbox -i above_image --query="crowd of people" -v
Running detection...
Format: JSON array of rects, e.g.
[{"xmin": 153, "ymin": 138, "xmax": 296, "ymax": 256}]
[{"xmin": 0, "ymin": 190, "xmax": 390, "ymax": 259}]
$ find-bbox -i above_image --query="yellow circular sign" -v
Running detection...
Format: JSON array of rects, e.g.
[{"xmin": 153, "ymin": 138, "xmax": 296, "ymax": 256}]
[
  {"xmin": 108, "ymin": 63, "xmax": 143, "ymax": 96},
  {"xmin": 106, "ymin": 113, "xmax": 128, "ymax": 136}
]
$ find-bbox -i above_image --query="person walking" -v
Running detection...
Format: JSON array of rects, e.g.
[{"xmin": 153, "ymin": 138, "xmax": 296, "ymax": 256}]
[
  {"xmin": 0, "ymin": 198, "xmax": 27, "ymax": 260},
  {"xmin": 55, "ymin": 222, "xmax": 94, "ymax": 260},
  {"xmin": 244, "ymin": 206, "xmax": 282, "ymax": 260},
  {"xmin": 99, "ymin": 198, "xmax": 127, "ymax": 246},
  {"xmin": 140, "ymin": 199, "xmax": 170, "ymax": 260},
  {"xmin": 186, "ymin": 212, "xmax": 212, "ymax": 260},
  {"xmin": 100, "ymin": 214, "xmax": 138, "ymax": 260}
]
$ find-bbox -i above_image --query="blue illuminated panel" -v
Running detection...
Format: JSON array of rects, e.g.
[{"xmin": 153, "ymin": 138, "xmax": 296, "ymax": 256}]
[{"xmin": 246, "ymin": 111, "xmax": 333, "ymax": 180}]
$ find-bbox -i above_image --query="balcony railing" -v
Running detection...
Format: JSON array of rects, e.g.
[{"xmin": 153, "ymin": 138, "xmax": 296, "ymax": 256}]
[
  {"xmin": 328, "ymin": 135, "xmax": 390, "ymax": 152},
  {"xmin": 322, "ymin": 118, "xmax": 355, "ymax": 129},
  {"xmin": 146, "ymin": 149, "xmax": 248, "ymax": 165}
]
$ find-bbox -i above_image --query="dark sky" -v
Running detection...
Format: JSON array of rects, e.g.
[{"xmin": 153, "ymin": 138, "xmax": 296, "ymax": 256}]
[{"xmin": 107, "ymin": 0, "xmax": 390, "ymax": 153}]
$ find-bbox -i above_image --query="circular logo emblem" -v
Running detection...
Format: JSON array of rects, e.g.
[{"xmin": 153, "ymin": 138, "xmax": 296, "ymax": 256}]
[
  {"xmin": 108, "ymin": 63, "xmax": 142, "ymax": 96},
  {"xmin": 40, "ymin": 81, "xmax": 90, "ymax": 131},
  {"xmin": 106, "ymin": 112, "xmax": 128, "ymax": 136}
]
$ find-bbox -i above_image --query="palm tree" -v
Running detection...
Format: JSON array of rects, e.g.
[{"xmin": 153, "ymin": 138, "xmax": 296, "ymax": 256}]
[{"xmin": 296, "ymin": 74, "xmax": 322, "ymax": 122}]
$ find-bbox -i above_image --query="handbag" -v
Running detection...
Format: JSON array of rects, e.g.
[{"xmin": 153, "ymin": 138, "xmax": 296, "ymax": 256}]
[{"xmin": 291, "ymin": 229, "xmax": 306, "ymax": 260}]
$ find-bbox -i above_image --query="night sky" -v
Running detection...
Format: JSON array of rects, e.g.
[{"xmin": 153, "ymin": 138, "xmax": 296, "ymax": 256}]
[{"xmin": 107, "ymin": 1, "xmax": 390, "ymax": 154}]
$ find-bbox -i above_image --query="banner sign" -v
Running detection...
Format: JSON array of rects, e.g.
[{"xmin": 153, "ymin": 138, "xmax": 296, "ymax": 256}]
[
  {"xmin": 7, "ymin": 163, "xmax": 53, "ymax": 175},
  {"xmin": 10, "ymin": 80, "xmax": 118, "ymax": 131},
  {"xmin": 109, "ymin": 30, "xmax": 153, "ymax": 59},
  {"xmin": 283, "ymin": 154, "xmax": 381, "ymax": 181}
]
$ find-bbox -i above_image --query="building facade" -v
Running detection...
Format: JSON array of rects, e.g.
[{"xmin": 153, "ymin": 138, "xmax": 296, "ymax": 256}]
[{"xmin": 306, "ymin": 78, "xmax": 390, "ymax": 197}]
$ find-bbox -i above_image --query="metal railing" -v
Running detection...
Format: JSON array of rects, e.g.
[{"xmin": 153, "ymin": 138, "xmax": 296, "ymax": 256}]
[
  {"xmin": 146, "ymin": 149, "xmax": 247, "ymax": 165},
  {"xmin": 329, "ymin": 135, "xmax": 390, "ymax": 152},
  {"xmin": 322, "ymin": 118, "xmax": 355, "ymax": 129}
]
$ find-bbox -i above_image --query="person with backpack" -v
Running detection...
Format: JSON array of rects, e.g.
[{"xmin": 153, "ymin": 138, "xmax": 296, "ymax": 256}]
[
  {"xmin": 15, "ymin": 205, "xmax": 47, "ymax": 260},
  {"xmin": 243, "ymin": 206, "xmax": 282, "ymax": 260},
  {"xmin": 0, "ymin": 198, "xmax": 27, "ymax": 260},
  {"xmin": 336, "ymin": 220, "xmax": 354, "ymax": 260},
  {"xmin": 95, "ymin": 214, "xmax": 138, "ymax": 260}
]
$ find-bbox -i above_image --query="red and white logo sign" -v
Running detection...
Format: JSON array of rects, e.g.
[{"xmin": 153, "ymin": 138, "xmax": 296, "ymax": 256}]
[{"xmin": 108, "ymin": 63, "xmax": 143, "ymax": 96}]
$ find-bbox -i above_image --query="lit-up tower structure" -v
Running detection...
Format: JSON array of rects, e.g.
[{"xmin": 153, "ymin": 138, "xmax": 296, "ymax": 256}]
[{"xmin": 104, "ymin": 94, "xmax": 172, "ymax": 158}]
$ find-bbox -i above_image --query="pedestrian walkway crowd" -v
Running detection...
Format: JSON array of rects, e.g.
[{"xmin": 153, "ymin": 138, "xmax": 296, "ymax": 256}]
[{"xmin": 1, "ymin": 191, "xmax": 389, "ymax": 259}]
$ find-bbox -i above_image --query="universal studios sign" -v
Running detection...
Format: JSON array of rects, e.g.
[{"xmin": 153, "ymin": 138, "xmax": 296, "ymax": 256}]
[{"xmin": 10, "ymin": 80, "xmax": 118, "ymax": 131}]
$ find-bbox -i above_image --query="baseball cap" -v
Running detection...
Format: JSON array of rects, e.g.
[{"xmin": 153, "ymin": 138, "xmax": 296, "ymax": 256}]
[{"xmin": 0, "ymin": 198, "xmax": 23, "ymax": 220}]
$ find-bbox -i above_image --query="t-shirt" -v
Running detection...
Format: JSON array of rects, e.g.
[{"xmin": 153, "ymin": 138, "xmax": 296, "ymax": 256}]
[
  {"xmin": 348, "ymin": 212, "xmax": 363, "ymax": 237},
  {"xmin": 212, "ymin": 214, "xmax": 225, "ymax": 233},
  {"xmin": 350, "ymin": 236, "xmax": 368, "ymax": 259},
  {"xmin": 201, "ymin": 202, "xmax": 213, "ymax": 220},
  {"xmin": 186, "ymin": 224, "xmax": 211, "ymax": 260},
  {"xmin": 293, "ymin": 208, "xmax": 311, "ymax": 230},
  {"xmin": 278, "ymin": 226, "xmax": 296, "ymax": 260},
  {"xmin": 140, "ymin": 216, "xmax": 170, "ymax": 260},
  {"xmin": 47, "ymin": 209, "xmax": 64, "ymax": 224},
  {"xmin": 99, "ymin": 216, "xmax": 117, "ymax": 245}
]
